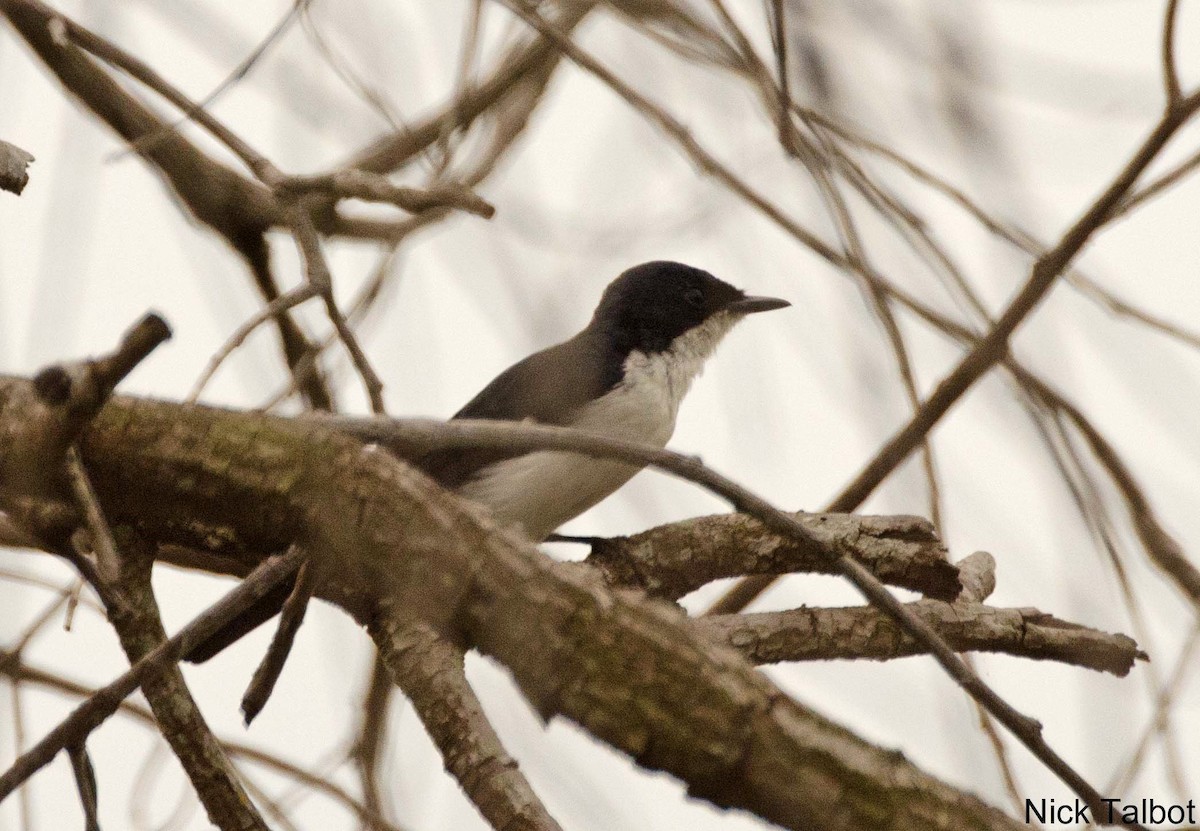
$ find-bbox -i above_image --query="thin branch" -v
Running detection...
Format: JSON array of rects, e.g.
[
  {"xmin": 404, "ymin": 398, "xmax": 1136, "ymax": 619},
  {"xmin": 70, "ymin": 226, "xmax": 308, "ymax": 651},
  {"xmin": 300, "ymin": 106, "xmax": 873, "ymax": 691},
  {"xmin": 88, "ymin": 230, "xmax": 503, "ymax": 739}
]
[
  {"xmin": 1118, "ymin": 145, "xmax": 1200, "ymax": 214},
  {"xmin": 66, "ymin": 743, "xmax": 100, "ymax": 831},
  {"xmin": 1107, "ymin": 618, "xmax": 1200, "ymax": 794},
  {"xmin": 119, "ymin": 0, "xmax": 308, "ymax": 170},
  {"xmin": 1020, "ymin": 370, "xmax": 1200, "ymax": 606},
  {"xmin": 63, "ymin": 448, "xmax": 120, "ymax": 586},
  {"xmin": 352, "ymin": 655, "xmax": 395, "ymax": 826},
  {"xmin": 289, "ymin": 207, "xmax": 387, "ymax": 413},
  {"xmin": 281, "ymin": 171, "xmax": 494, "ymax": 218},
  {"xmin": 187, "ymin": 284, "xmax": 321, "ymax": 403},
  {"xmin": 345, "ymin": 2, "xmax": 596, "ymax": 174},
  {"xmin": 1163, "ymin": 0, "xmax": 1183, "ymax": 104},
  {"xmin": 0, "ymin": 550, "xmax": 303, "ymax": 801},
  {"xmin": 242, "ymin": 554, "xmax": 314, "ymax": 724},
  {"xmin": 0, "ymin": 647, "xmax": 405, "ymax": 831},
  {"xmin": 54, "ymin": 9, "xmax": 277, "ymax": 178}
]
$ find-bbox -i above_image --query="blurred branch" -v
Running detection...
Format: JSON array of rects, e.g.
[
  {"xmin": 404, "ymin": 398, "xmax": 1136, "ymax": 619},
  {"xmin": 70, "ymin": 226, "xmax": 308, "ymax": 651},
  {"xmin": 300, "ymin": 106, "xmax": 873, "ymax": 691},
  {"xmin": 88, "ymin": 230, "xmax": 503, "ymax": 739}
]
[
  {"xmin": 352, "ymin": 655, "xmax": 395, "ymax": 827},
  {"xmin": 66, "ymin": 743, "xmax": 99, "ymax": 831},
  {"xmin": 1020, "ymin": 371, "xmax": 1200, "ymax": 606},
  {"xmin": 0, "ymin": 0, "xmax": 336, "ymax": 409},
  {"xmin": 1162, "ymin": 0, "xmax": 1183, "ymax": 104},
  {"xmin": 712, "ymin": 90, "xmax": 1200, "ymax": 613},
  {"xmin": 241, "ymin": 554, "xmax": 313, "ymax": 724},
  {"xmin": 289, "ymin": 206, "xmax": 387, "ymax": 413},
  {"xmin": 0, "ymin": 0, "xmax": 280, "ymax": 231},
  {"xmin": 122, "ymin": 0, "xmax": 309, "ymax": 166},
  {"xmin": 282, "ymin": 172, "xmax": 494, "ymax": 217},
  {"xmin": 346, "ymin": 2, "xmax": 596, "ymax": 174}
]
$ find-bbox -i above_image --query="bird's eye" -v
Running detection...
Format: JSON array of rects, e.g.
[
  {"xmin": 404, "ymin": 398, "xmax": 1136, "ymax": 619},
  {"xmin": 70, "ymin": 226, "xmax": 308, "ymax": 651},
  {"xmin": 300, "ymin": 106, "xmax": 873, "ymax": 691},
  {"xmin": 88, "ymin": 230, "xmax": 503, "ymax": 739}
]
[{"xmin": 683, "ymin": 288, "xmax": 705, "ymax": 307}]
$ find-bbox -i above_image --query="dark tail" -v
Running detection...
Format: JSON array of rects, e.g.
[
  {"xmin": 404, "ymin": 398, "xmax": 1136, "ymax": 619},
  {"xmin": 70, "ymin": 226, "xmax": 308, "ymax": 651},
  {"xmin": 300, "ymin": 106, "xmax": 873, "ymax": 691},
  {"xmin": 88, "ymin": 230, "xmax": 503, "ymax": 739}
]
[{"xmin": 183, "ymin": 579, "xmax": 294, "ymax": 663}]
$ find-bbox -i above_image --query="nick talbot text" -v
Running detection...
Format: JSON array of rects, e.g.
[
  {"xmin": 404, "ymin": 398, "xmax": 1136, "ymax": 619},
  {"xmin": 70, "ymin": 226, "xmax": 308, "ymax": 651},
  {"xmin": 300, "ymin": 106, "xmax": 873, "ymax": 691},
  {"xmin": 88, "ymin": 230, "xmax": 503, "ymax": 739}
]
[{"xmin": 1026, "ymin": 798, "xmax": 1196, "ymax": 825}]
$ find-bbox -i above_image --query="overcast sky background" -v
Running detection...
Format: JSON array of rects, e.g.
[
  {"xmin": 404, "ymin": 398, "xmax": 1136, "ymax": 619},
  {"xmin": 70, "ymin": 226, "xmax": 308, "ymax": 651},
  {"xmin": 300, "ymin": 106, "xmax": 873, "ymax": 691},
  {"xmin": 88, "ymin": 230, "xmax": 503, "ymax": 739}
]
[{"xmin": 2, "ymin": 2, "xmax": 1200, "ymax": 829}]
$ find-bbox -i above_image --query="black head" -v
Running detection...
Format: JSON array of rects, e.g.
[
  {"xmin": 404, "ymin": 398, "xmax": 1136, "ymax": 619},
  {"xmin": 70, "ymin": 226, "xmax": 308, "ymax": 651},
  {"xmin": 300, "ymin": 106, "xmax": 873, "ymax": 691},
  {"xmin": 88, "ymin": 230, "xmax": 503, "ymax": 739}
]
[{"xmin": 590, "ymin": 261, "xmax": 788, "ymax": 354}]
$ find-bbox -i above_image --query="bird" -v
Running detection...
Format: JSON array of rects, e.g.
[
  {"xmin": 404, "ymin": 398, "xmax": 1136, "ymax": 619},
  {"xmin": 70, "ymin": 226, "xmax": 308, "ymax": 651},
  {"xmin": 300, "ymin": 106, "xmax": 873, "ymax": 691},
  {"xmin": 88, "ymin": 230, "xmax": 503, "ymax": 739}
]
[{"xmin": 183, "ymin": 260, "xmax": 789, "ymax": 662}]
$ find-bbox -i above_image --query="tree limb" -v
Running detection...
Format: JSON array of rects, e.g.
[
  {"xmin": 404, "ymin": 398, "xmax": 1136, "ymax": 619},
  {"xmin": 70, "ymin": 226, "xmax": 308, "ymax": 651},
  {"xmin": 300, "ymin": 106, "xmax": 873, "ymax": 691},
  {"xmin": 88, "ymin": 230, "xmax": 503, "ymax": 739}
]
[
  {"xmin": 0, "ymin": 385, "xmax": 1105, "ymax": 830},
  {"xmin": 701, "ymin": 553, "xmax": 1145, "ymax": 676},
  {"xmin": 584, "ymin": 511, "xmax": 960, "ymax": 601},
  {"xmin": 377, "ymin": 622, "xmax": 562, "ymax": 831}
]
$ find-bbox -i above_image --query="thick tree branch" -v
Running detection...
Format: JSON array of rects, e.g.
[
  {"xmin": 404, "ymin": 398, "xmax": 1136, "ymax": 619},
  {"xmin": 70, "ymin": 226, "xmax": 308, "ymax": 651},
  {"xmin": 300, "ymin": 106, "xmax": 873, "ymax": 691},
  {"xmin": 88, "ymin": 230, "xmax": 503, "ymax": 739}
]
[
  {"xmin": 0, "ymin": 385, "xmax": 1131, "ymax": 829},
  {"xmin": 317, "ymin": 414, "xmax": 1142, "ymax": 822},
  {"xmin": 584, "ymin": 511, "xmax": 960, "ymax": 601},
  {"xmin": 376, "ymin": 622, "xmax": 562, "ymax": 831}
]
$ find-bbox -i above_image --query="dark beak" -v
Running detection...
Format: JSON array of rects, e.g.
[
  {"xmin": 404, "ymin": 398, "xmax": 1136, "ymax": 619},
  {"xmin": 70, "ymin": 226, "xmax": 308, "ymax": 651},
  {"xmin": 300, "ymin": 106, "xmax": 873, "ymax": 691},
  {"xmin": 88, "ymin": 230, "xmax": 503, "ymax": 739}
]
[{"xmin": 727, "ymin": 295, "xmax": 790, "ymax": 314}]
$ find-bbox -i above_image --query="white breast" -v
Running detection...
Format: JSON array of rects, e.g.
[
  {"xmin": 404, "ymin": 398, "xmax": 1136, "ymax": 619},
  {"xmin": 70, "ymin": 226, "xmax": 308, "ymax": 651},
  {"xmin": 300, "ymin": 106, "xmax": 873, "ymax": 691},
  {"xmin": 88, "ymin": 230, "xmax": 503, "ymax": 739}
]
[{"xmin": 458, "ymin": 311, "xmax": 741, "ymax": 540}]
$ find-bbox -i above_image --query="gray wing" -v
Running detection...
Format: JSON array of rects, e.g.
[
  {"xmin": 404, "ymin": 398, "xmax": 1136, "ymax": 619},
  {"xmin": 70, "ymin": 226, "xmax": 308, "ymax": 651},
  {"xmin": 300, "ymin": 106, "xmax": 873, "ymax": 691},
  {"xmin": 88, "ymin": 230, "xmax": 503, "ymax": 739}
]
[{"xmin": 415, "ymin": 331, "xmax": 621, "ymax": 490}]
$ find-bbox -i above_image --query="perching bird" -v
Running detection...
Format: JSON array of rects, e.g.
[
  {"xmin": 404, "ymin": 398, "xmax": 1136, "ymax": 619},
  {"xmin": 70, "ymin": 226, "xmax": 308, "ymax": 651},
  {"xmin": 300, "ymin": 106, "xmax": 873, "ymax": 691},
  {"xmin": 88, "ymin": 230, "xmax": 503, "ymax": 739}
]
[{"xmin": 184, "ymin": 260, "xmax": 788, "ymax": 662}]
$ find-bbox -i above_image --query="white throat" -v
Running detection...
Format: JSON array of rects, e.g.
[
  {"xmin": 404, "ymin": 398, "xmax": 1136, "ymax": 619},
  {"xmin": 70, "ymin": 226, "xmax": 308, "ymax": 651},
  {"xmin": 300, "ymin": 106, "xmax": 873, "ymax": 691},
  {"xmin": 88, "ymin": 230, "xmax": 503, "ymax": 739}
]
[
  {"xmin": 457, "ymin": 310, "xmax": 744, "ymax": 541},
  {"xmin": 619, "ymin": 309, "xmax": 742, "ymax": 423}
]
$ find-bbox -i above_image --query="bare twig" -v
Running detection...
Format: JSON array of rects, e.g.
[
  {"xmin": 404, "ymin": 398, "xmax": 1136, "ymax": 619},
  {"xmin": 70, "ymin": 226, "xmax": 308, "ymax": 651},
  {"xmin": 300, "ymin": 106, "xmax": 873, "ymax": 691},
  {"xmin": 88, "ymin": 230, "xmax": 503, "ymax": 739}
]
[
  {"xmin": 53, "ymin": 10, "xmax": 277, "ymax": 178},
  {"xmin": 242, "ymin": 554, "xmax": 314, "ymax": 724},
  {"xmin": 352, "ymin": 655, "xmax": 395, "ymax": 826},
  {"xmin": 66, "ymin": 743, "xmax": 100, "ymax": 831},
  {"xmin": 187, "ymin": 284, "xmax": 321, "ymax": 403},
  {"xmin": 1022, "ymin": 371, "xmax": 1200, "ymax": 607},
  {"xmin": 32, "ymin": 312, "xmax": 171, "ymax": 436},
  {"xmin": 0, "ymin": 647, "xmax": 405, "ymax": 831},
  {"xmin": 1108, "ymin": 618, "xmax": 1200, "ymax": 795},
  {"xmin": 346, "ymin": 2, "xmax": 596, "ymax": 175},
  {"xmin": 282, "ymin": 171, "xmax": 494, "ymax": 218},
  {"xmin": 0, "ymin": 550, "xmax": 303, "ymax": 801},
  {"xmin": 63, "ymin": 448, "xmax": 120, "ymax": 586},
  {"xmin": 1162, "ymin": 0, "xmax": 1183, "ymax": 104},
  {"xmin": 289, "ymin": 207, "xmax": 387, "ymax": 413},
  {"xmin": 120, "ymin": 0, "xmax": 308, "ymax": 170}
]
